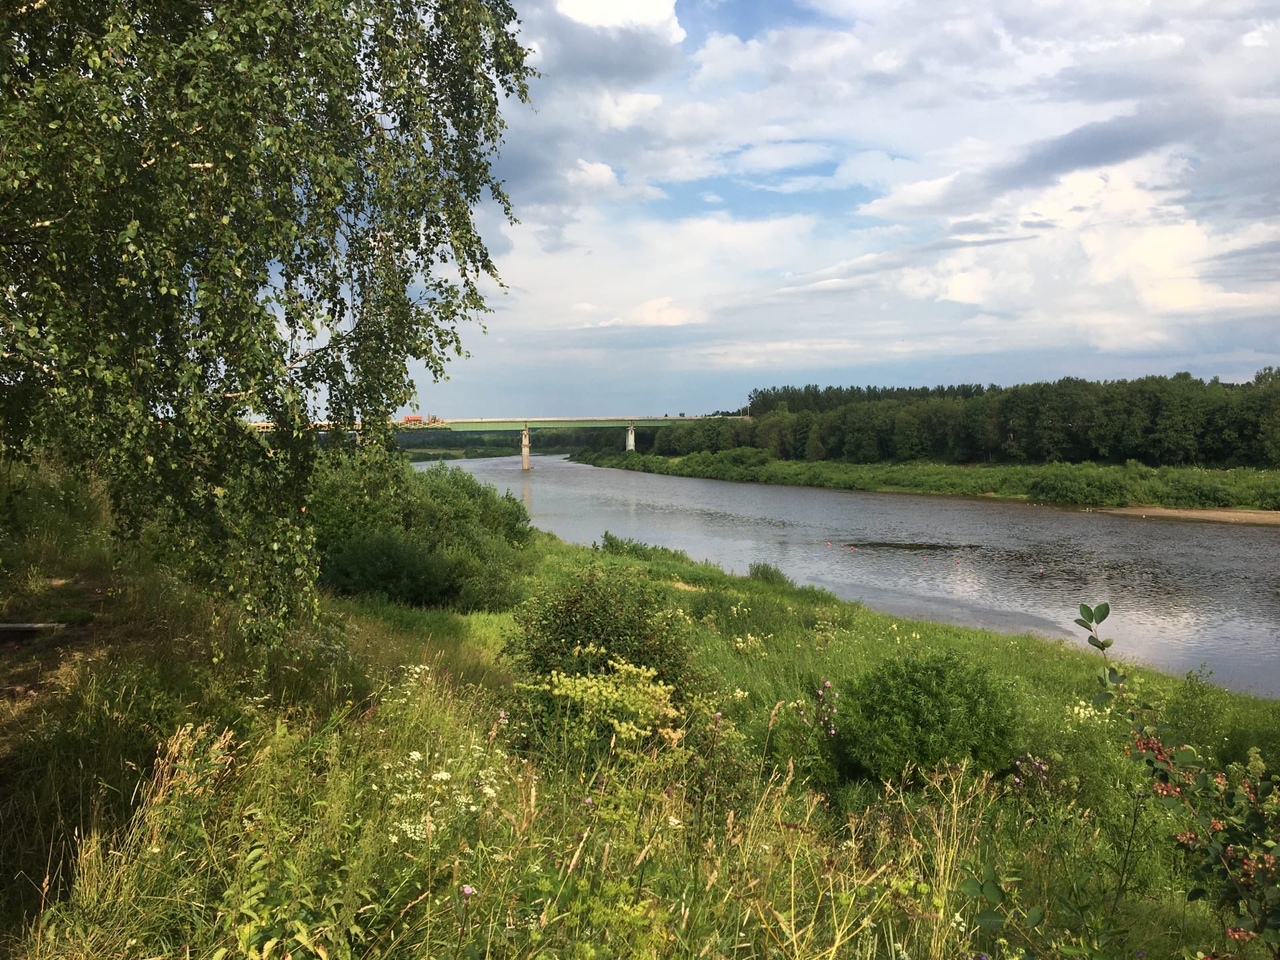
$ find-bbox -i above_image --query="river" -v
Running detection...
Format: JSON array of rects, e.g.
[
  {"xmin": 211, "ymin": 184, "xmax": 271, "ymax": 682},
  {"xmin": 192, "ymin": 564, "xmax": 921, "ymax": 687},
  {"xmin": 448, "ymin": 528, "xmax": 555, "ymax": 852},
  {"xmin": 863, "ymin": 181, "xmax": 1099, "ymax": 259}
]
[{"xmin": 440, "ymin": 455, "xmax": 1280, "ymax": 698}]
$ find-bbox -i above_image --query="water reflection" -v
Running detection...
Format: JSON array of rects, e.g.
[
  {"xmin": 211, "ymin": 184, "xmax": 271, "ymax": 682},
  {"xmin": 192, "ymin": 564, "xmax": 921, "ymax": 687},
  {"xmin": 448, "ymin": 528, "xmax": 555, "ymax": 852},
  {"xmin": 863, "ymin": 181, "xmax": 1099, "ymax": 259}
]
[{"xmin": 443, "ymin": 456, "xmax": 1280, "ymax": 697}]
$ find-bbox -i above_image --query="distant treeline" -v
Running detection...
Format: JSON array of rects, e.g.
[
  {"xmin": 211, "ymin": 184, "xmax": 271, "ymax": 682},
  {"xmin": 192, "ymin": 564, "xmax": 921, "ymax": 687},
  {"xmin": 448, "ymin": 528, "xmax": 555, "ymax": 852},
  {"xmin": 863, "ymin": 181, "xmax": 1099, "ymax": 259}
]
[{"xmin": 691, "ymin": 369, "xmax": 1280, "ymax": 468}]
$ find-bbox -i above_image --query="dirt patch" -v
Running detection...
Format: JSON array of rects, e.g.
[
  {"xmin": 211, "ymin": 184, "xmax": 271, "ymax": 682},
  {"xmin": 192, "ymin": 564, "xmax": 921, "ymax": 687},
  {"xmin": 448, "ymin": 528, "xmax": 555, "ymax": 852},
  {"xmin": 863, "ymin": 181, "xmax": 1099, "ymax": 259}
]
[
  {"xmin": 0, "ymin": 574, "xmax": 114, "ymax": 716},
  {"xmin": 1101, "ymin": 506, "xmax": 1280, "ymax": 526}
]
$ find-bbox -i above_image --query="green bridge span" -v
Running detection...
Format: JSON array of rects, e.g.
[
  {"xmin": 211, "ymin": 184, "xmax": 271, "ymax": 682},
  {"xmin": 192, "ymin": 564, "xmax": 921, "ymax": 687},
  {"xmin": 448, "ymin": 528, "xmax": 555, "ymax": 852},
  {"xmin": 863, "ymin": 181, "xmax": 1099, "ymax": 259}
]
[
  {"xmin": 403, "ymin": 415, "xmax": 744, "ymax": 469},
  {"xmin": 412, "ymin": 416, "xmax": 711, "ymax": 431}
]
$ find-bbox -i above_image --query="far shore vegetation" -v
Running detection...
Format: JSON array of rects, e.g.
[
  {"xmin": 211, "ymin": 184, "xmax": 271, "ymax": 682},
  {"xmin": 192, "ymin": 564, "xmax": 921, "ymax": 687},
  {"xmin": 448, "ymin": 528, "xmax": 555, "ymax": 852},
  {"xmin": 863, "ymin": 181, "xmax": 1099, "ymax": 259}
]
[
  {"xmin": 551, "ymin": 371, "xmax": 1280, "ymax": 512},
  {"xmin": 571, "ymin": 449, "xmax": 1280, "ymax": 513}
]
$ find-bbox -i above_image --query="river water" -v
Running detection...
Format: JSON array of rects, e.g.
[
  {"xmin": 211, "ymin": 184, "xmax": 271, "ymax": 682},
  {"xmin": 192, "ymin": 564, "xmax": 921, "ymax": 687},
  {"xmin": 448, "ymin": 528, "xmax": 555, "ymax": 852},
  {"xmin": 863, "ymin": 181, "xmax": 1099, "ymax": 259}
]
[{"xmin": 442, "ymin": 455, "xmax": 1280, "ymax": 698}]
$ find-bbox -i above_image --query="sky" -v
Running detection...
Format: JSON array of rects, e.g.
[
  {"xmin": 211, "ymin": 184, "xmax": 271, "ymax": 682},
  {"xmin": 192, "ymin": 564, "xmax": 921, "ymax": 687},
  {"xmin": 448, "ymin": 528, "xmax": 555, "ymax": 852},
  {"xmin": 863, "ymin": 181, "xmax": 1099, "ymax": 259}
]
[{"xmin": 408, "ymin": 0, "xmax": 1280, "ymax": 419}]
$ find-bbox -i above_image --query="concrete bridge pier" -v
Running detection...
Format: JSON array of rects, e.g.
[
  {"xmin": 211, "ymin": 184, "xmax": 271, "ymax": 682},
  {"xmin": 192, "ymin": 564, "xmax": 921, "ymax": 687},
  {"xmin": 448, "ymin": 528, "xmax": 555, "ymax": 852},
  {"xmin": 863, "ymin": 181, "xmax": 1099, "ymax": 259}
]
[
  {"xmin": 626, "ymin": 424, "xmax": 636, "ymax": 452},
  {"xmin": 521, "ymin": 428, "xmax": 531, "ymax": 470}
]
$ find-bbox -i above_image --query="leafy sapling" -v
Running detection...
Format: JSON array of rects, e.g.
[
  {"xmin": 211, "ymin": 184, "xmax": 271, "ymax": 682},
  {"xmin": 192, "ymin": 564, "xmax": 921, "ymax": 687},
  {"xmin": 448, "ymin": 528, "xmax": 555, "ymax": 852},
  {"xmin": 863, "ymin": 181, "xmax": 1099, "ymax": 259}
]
[{"xmin": 1076, "ymin": 603, "xmax": 1126, "ymax": 709}]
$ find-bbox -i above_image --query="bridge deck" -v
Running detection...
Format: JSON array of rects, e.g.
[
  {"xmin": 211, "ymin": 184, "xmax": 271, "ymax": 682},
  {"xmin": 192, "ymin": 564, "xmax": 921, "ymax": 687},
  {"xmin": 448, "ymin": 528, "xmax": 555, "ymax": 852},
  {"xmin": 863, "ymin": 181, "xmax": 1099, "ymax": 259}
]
[
  {"xmin": 416, "ymin": 416, "xmax": 724, "ymax": 432},
  {"xmin": 248, "ymin": 415, "xmax": 743, "ymax": 433}
]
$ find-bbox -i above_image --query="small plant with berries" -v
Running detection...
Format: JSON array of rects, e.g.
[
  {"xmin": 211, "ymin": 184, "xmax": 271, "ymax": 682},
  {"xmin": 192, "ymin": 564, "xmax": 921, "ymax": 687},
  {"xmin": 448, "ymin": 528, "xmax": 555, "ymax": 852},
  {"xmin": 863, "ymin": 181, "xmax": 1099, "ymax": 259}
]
[{"xmin": 1077, "ymin": 602, "xmax": 1280, "ymax": 956}]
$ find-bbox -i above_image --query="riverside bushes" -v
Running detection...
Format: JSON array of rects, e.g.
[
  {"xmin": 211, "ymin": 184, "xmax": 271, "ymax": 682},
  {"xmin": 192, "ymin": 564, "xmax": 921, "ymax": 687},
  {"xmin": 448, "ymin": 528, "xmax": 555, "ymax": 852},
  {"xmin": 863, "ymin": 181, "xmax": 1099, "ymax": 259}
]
[
  {"xmin": 311, "ymin": 451, "xmax": 530, "ymax": 611},
  {"xmin": 505, "ymin": 565, "xmax": 691, "ymax": 691},
  {"xmin": 576, "ymin": 448, "xmax": 1280, "ymax": 510},
  {"xmin": 837, "ymin": 650, "xmax": 1022, "ymax": 783}
]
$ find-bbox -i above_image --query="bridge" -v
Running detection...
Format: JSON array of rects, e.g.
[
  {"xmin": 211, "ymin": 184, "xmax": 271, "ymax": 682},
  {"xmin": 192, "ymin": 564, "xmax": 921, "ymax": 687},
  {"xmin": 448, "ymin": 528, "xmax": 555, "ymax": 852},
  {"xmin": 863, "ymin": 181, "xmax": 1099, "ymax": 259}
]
[
  {"xmin": 248, "ymin": 414, "xmax": 741, "ymax": 469},
  {"xmin": 407, "ymin": 416, "xmax": 735, "ymax": 470}
]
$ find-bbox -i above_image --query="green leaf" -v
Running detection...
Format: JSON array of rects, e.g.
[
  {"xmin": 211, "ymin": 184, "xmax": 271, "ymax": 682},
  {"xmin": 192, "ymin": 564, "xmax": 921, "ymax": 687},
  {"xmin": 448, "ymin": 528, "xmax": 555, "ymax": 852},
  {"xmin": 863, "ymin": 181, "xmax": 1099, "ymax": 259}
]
[
  {"xmin": 1074, "ymin": 617, "xmax": 1092, "ymax": 630},
  {"xmin": 1088, "ymin": 636, "xmax": 1106, "ymax": 651},
  {"xmin": 958, "ymin": 877, "xmax": 982, "ymax": 899},
  {"xmin": 981, "ymin": 879, "xmax": 1004, "ymax": 905},
  {"xmin": 974, "ymin": 909, "xmax": 1005, "ymax": 930},
  {"xmin": 1025, "ymin": 905, "xmax": 1045, "ymax": 928},
  {"xmin": 1094, "ymin": 602, "xmax": 1109, "ymax": 623},
  {"xmin": 1187, "ymin": 887, "xmax": 1206, "ymax": 902},
  {"xmin": 1078, "ymin": 603, "xmax": 1094, "ymax": 621}
]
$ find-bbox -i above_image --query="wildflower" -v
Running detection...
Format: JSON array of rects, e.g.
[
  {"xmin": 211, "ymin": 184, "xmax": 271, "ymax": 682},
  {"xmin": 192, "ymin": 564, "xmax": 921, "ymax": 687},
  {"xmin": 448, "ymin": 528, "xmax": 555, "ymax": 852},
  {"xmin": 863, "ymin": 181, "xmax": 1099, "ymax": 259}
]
[
  {"xmin": 461, "ymin": 884, "xmax": 476, "ymax": 899},
  {"xmin": 408, "ymin": 750, "xmax": 423, "ymax": 763}
]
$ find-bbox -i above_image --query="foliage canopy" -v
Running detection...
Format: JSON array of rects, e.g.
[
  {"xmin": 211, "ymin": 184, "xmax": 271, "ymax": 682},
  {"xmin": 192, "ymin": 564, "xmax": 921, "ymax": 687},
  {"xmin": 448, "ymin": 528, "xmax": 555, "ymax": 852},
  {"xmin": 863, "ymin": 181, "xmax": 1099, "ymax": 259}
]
[{"xmin": 1, "ymin": 0, "xmax": 530, "ymax": 633}]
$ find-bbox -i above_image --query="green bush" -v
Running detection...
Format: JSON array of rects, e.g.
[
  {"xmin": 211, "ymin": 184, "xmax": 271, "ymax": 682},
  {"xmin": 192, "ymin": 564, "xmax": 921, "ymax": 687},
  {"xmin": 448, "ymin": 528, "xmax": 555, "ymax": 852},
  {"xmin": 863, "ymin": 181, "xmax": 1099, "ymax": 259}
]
[
  {"xmin": 320, "ymin": 529, "xmax": 452, "ymax": 607},
  {"xmin": 747, "ymin": 561, "xmax": 792, "ymax": 587},
  {"xmin": 310, "ymin": 453, "xmax": 530, "ymax": 610},
  {"xmin": 597, "ymin": 531, "xmax": 692, "ymax": 563},
  {"xmin": 837, "ymin": 650, "xmax": 1021, "ymax": 783},
  {"xmin": 505, "ymin": 566, "xmax": 691, "ymax": 692},
  {"xmin": 1026, "ymin": 463, "xmax": 1130, "ymax": 506}
]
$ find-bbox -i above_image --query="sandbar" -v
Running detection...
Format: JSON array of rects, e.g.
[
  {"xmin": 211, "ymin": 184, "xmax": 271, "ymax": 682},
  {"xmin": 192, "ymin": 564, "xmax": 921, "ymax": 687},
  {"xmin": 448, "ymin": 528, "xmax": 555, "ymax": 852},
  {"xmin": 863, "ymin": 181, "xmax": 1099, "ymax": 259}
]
[{"xmin": 1101, "ymin": 506, "xmax": 1280, "ymax": 526}]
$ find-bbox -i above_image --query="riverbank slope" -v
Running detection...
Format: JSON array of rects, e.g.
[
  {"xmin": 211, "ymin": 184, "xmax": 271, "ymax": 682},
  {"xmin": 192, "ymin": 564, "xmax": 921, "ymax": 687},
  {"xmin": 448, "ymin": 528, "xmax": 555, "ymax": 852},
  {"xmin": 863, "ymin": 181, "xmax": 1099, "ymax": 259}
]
[{"xmin": 3, "ymin": 462, "xmax": 1278, "ymax": 958}]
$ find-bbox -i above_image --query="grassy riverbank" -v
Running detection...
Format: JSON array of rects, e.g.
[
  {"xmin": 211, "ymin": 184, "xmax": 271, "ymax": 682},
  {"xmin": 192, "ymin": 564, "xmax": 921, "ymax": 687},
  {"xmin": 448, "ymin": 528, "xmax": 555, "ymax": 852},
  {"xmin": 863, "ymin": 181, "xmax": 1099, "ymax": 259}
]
[
  {"xmin": 573, "ymin": 449, "xmax": 1280, "ymax": 514},
  {"xmin": 3, "ymin": 461, "xmax": 1279, "ymax": 958}
]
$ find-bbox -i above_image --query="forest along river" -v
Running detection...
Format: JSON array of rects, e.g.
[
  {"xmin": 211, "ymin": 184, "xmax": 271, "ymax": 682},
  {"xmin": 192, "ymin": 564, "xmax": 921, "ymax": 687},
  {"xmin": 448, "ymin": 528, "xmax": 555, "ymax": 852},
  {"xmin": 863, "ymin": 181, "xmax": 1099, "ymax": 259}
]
[{"xmin": 436, "ymin": 456, "xmax": 1280, "ymax": 698}]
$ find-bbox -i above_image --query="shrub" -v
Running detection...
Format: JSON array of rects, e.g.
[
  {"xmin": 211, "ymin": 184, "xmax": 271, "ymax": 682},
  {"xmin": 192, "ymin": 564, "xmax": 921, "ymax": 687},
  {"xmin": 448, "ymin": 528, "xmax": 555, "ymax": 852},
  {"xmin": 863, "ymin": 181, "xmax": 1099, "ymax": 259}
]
[
  {"xmin": 505, "ymin": 566, "xmax": 691, "ymax": 693},
  {"xmin": 310, "ymin": 453, "xmax": 530, "ymax": 610},
  {"xmin": 747, "ymin": 561, "xmax": 792, "ymax": 587},
  {"xmin": 320, "ymin": 529, "xmax": 452, "ymax": 607},
  {"xmin": 1026, "ymin": 463, "xmax": 1129, "ymax": 506},
  {"xmin": 533, "ymin": 659, "xmax": 681, "ymax": 753},
  {"xmin": 837, "ymin": 650, "xmax": 1021, "ymax": 783},
  {"xmin": 597, "ymin": 531, "xmax": 692, "ymax": 563}
]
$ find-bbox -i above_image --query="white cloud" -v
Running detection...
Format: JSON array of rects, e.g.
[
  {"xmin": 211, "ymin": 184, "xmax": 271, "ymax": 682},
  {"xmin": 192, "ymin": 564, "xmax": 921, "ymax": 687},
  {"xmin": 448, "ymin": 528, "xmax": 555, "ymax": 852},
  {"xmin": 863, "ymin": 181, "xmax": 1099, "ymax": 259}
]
[
  {"xmin": 566, "ymin": 159, "xmax": 621, "ymax": 192},
  {"xmin": 732, "ymin": 141, "xmax": 834, "ymax": 174},
  {"xmin": 555, "ymin": 0, "xmax": 685, "ymax": 42},
  {"xmin": 564, "ymin": 159, "xmax": 666, "ymax": 201},
  {"xmin": 693, "ymin": 33, "xmax": 765, "ymax": 85},
  {"xmin": 595, "ymin": 91, "xmax": 663, "ymax": 130},
  {"xmin": 860, "ymin": 175, "xmax": 961, "ymax": 217},
  {"xmin": 1242, "ymin": 22, "xmax": 1275, "ymax": 46},
  {"xmin": 598, "ymin": 297, "xmax": 707, "ymax": 327}
]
